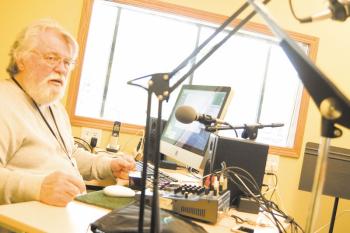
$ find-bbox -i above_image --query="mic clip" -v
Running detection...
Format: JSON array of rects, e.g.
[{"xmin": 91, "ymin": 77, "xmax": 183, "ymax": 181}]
[
  {"xmin": 241, "ymin": 124, "xmax": 259, "ymax": 140},
  {"xmin": 330, "ymin": 1, "xmax": 348, "ymax": 21},
  {"xmin": 205, "ymin": 125, "xmax": 221, "ymax": 132},
  {"xmin": 198, "ymin": 114, "xmax": 218, "ymax": 125}
]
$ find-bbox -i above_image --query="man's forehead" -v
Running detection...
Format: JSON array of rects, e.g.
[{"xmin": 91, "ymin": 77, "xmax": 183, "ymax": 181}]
[{"xmin": 35, "ymin": 29, "xmax": 73, "ymax": 57}]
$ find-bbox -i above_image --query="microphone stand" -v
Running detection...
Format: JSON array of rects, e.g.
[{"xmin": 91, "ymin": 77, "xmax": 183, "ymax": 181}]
[
  {"xmin": 205, "ymin": 122, "xmax": 284, "ymax": 140},
  {"xmin": 127, "ymin": 1, "xmax": 270, "ymax": 232},
  {"xmin": 246, "ymin": 1, "xmax": 350, "ymax": 233}
]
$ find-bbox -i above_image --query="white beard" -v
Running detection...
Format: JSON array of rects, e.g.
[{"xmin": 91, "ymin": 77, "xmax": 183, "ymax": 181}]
[{"xmin": 23, "ymin": 73, "xmax": 66, "ymax": 106}]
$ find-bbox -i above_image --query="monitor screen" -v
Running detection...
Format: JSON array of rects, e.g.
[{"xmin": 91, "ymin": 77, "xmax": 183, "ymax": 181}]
[{"xmin": 160, "ymin": 85, "xmax": 232, "ymax": 170}]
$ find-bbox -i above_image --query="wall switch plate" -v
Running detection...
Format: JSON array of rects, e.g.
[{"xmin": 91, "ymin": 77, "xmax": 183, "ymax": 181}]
[
  {"xmin": 81, "ymin": 127, "xmax": 102, "ymax": 147},
  {"xmin": 265, "ymin": 154, "xmax": 279, "ymax": 173}
]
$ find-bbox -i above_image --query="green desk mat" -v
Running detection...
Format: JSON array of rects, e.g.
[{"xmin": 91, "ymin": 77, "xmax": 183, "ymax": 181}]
[{"xmin": 75, "ymin": 190, "xmax": 135, "ymax": 210}]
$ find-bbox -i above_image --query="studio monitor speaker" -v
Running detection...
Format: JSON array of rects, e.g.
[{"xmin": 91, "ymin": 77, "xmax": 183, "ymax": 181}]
[{"xmin": 206, "ymin": 135, "xmax": 269, "ymax": 207}]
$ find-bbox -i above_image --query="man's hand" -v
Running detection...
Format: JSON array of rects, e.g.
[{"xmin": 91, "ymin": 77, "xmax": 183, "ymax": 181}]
[
  {"xmin": 39, "ymin": 171, "xmax": 86, "ymax": 207},
  {"xmin": 110, "ymin": 156, "xmax": 136, "ymax": 180}
]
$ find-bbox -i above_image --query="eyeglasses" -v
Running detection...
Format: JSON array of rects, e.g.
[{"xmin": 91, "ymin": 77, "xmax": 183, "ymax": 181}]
[{"xmin": 31, "ymin": 50, "xmax": 76, "ymax": 69}]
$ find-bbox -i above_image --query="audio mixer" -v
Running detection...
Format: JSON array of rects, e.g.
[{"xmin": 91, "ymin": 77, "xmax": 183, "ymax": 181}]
[{"xmin": 159, "ymin": 183, "xmax": 230, "ymax": 224}]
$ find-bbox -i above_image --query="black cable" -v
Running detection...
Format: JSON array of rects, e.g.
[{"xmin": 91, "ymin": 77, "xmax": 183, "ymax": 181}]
[
  {"xmin": 258, "ymin": 191, "xmax": 286, "ymax": 233},
  {"xmin": 230, "ymin": 214, "xmax": 245, "ymax": 224},
  {"xmin": 288, "ymin": 0, "xmax": 324, "ymax": 24},
  {"xmin": 226, "ymin": 168, "xmax": 296, "ymax": 232},
  {"xmin": 271, "ymin": 202, "xmax": 304, "ymax": 233},
  {"xmin": 232, "ymin": 128, "xmax": 239, "ymax": 138},
  {"xmin": 288, "ymin": 0, "xmax": 304, "ymax": 22},
  {"xmin": 265, "ymin": 172, "xmax": 278, "ymax": 201},
  {"xmin": 211, "ymin": 166, "xmax": 304, "ymax": 232},
  {"xmin": 262, "ymin": 194, "xmax": 292, "ymax": 232},
  {"xmin": 73, "ymin": 137, "xmax": 93, "ymax": 152},
  {"xmin": 176, "ymin": 164, "xmax": 187, "ymax": 169},
  {"xmin": 186, "ymin": 166, "xmax": 202, "ymax": 179},
  {"xmin": 214, "ymin": 166, "xmax": 261, "ymax": 192},
  {"xmin": 262, "ymin": 194, "xmax": 304, "ymax": 233},
  {"xmin": 226, "ymin": 170, "xmax": 261, "ymax": 196},
  {"xmin": 262, "ymin": 183, "xmax": 270, "ymax": 193},
  {"xmin": 231, "ymin": 167, "xmax": 260, "ymax": 190},
  {"xmin": 222, "ymin": 169, "xmax": 286, "ymax": 233}
]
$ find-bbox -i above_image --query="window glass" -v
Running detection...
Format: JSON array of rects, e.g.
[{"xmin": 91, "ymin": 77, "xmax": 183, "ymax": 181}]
[
  {"xmin": 103, "ymin": 8, "xmax": 198, "ymax": 124},
  {"xmin": 193, "ymin": 27, "xmax": 272, "ymax": 125},
  {"xmin": 75, "ymin": 1, "xmax": 120, "ymax": 118},
  {"xmin": 72, "ymin": 0, "xmax": 313, "ymax": 151}
]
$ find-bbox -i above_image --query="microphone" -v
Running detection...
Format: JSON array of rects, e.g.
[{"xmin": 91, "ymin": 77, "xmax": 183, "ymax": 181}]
[
  {"xmin": 175, "ymin": 105, "xmax": 226, "ymax": 125},
  {"xmin": 300, "ymin": 0, "xmax": 350, "ymax": 23}
]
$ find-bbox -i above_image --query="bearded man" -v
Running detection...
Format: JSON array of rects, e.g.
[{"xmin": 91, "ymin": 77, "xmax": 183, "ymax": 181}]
[{"xmin": 0, "ymin": 19, "xmax": 135, "ymax": 207}]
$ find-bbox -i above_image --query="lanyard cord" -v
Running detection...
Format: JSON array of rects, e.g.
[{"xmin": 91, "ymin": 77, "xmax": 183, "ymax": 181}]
[{"xmin": 11, "ymin": 78, "xmax": 75, "ymax": 168}]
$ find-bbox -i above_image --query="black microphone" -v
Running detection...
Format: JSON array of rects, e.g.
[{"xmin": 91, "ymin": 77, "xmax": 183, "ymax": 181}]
[
  {"xmin": 300, "ymin": 0, "xmax": 350, "ymax": 23},
  {"xmin": 175, "ymin": 105, "xmax": 226, "ymax": 125}
]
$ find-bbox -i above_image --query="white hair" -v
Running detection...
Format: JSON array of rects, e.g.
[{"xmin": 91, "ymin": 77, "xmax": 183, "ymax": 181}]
[{"xmin": 6, "ymin": 18, "xmax": 79, "ymax": 77}]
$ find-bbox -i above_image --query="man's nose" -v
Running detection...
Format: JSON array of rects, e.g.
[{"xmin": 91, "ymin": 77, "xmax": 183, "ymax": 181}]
[{"xmin": 53, "ymin": 60, "xmax": 69, "ymax": 75}]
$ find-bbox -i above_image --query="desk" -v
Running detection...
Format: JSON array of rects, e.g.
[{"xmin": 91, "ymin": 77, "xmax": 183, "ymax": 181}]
[
  {"xmin": 0, "ymin": 201, "xmax": 108, "ymax": 233},
  {"xmin": 0, "ymin": 200, "xmax": 286, "ymax": 233}
]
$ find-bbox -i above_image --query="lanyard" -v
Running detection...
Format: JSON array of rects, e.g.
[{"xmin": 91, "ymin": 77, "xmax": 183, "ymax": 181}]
[{"xmin": 11, "ymin": 78, "xmax": 75, "ymax": 168}]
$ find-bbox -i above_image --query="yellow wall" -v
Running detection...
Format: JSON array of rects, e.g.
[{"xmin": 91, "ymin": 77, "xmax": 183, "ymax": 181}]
[
  {"xmin": 0, "ymin": 0, "xmax": 83, "ymax": 104},
  {"xmin": 1, "ymin": 0, "xmax": 350, "ymax": 232}
]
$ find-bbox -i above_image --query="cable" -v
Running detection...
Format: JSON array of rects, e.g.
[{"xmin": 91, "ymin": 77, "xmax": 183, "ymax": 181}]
[
  {"xmin": 73, "ymin": 137, "xmax": 92, "ymax": 152},
  {"xmin": 212, "ymin": 166, "xmax": 261, "ymax": 193},
  {"xmin": 261, "ymin": 185, "xmax": 275, "ymax": 196},
  {"xmin": 231, "ymin": 166, "xmax": 260, "ymax": 190},
  {"xmin": 186, "ymin": 166, "xmax": 202, "ymax": 179},
  {"xmin": 288, "ymin": 0, "xmax": 305, "ymax": 22},
  {"xmin": 218, "ymin": 168, "xmax": 287, "ymax": 232},
  {"xmin": 230, "ymin": 125, "xmax": 239, "ymax": 138},
  {"xmin": 119, "ymin": 129, "xmax": 144, "ymax": 151},
  {"xmin": 265, "ymin": 172, "xmax": 278, "ymax": 201},
  {"xmin": 210, "ymin": 166, "xmax": 304, "ymax": 233}
]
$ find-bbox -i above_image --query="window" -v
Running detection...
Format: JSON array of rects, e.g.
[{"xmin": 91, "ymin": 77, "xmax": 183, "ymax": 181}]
[{"xmin": 67, "ymin": 0, "xmax": 318, "ymax": 157}]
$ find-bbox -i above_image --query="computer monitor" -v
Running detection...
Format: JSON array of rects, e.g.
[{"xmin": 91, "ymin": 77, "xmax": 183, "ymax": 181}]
[{"xmin": 160, "ymin": 84, "xmax": 232, "ymax": 170}]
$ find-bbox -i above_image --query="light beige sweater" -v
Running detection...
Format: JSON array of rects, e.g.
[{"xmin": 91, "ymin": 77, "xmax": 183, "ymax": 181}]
[{"xmin": 0, "ymin": 79, "xmax": 114, "ymax": 204}]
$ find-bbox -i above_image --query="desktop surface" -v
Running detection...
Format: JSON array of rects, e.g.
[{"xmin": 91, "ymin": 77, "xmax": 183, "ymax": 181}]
[
  {"xmin": 0, "ymin": 200, "xmax": 286, "ymax": 233},
  {"xmin": 0, "ymin": 201, "xmax": 109, "ymax": 233},
  {"xmin": 0, "ymin": 168, "xmax": 288, "ymax": 233}
]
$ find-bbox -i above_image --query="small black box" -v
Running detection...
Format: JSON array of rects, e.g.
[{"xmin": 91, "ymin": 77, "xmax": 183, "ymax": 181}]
[{"xmin": 237, "ymin": 196, "xmax": 259, "ymax": 214}]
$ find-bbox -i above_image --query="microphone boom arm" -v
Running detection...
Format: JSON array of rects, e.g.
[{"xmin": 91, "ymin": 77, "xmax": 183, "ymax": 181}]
[{"xmin": 205, "ymin": 122, "xmax": 284, "ymax": 140}]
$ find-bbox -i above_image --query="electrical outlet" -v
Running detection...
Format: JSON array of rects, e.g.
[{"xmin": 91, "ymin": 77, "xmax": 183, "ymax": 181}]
[
  {"xmin": 265, "ymin": 154, "xmax": 279, "ymax": 173},
  {"xmin": 81, "ymin": 127, "xmax": 102, "ymax": 147}
]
